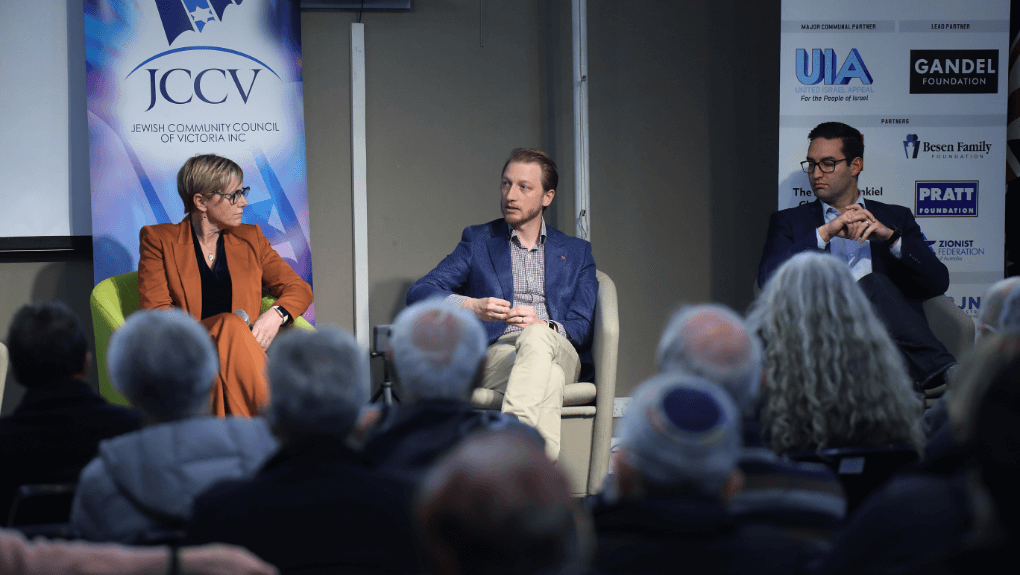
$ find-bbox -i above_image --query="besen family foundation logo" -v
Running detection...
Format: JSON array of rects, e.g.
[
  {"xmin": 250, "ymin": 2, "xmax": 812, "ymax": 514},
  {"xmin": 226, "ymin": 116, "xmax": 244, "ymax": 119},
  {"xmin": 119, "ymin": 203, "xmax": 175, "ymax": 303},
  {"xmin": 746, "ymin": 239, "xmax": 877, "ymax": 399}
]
[
  {"xmin": 904, "ymin": 134, "xmax": 919, "ymax": 158},
  {"xmin": 909, "ymin": 50, "xmax": 998, "ymax": 94},
  {"xmin": 915, "ymin": 181, "xmax": 978, "ymax": 217},
  {"xmin": 156, "ymin": 0, "xmax": 245, "ymax": 46},
  {"xmin": 901, "ymin": 134, "xmax": 991, "ymax": 160}
]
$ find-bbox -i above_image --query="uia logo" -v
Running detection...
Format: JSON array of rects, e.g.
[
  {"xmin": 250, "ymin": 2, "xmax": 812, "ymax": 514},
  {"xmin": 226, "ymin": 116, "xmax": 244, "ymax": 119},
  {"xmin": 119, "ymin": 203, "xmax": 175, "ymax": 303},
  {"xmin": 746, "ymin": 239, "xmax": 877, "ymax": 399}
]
[{"xmin": 156, "ymin": 0, "xmax": 245, "ymax": 46}]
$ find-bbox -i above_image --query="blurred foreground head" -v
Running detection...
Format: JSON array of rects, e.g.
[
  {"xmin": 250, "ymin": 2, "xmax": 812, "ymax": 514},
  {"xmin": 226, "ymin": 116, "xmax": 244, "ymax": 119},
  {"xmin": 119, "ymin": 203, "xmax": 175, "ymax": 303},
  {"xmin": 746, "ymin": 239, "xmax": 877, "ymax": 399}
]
[
  {"xmin": 656, "ymin": 304, "xmax": 762, "ymax": 416},
  {"xmin": 614, "ymin": 372, "xmax": 743, "ymax": 500},
  {"xmin": 7, "ymin": 300, "xmax": 88, "ymax": 387},
  {"xmin": 267, "ymin": 326, "xmax": 369, "ymax": 441},
  {"xmin": 747, "ymin": 252, "xmax": 924, "ymax": 454},
  {"xmin": 389, "ymin": 300, "xmax": 487, "ymax": 402},
  {"xmin": 108, "ymin": 309, "xmax": 218, "ymax": 421},
  {"xmin": 416, "ymin": 429, "xmax": 593, "ymax": 575}
]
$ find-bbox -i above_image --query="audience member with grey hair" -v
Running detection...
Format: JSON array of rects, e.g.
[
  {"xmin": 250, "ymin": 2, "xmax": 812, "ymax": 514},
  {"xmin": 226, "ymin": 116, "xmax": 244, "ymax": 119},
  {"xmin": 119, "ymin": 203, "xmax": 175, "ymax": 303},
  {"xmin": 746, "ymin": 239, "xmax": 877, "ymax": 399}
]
[
  {"xmin": 656, "ymin": 304, "xmax": 762, "ymax": 416},
  {"xmin": 71, "ymin": 309, "xmax": 277, "ymax": 544},
  {"xmin": 416, "ymin": 428, "xmax": 593, "ymax": 575},
  {"xmin": 997, "ymin": 281, "xmax": 1020, "ymax": 335},
  {"xmin": 977, "ymin": 277, "xmax": 1020, "ymax": 337},
  {"xmin": 364, "ymin": 300, "xmax": 543, "ymax": 481},
  {"xmin": 187, "ymin": 327, "xmax": 422, "ymax": 574},
  {"xmin": 265, "ymin": 327, "xmax": 370, "ymax": 440},
  {"xmin": 389, "ymin": 301, "xmax": 488, "ymax": 402},
  {"xmin": 593, "ymin": 372, "xmax": 816, "ymax": 574},
  {"xmin": 747, "ymin": 252, "xmax": 925, "ymax": 456},
  {"xmin": 654, "ymin": 304, "xmax": 847, "ymax": 542}
]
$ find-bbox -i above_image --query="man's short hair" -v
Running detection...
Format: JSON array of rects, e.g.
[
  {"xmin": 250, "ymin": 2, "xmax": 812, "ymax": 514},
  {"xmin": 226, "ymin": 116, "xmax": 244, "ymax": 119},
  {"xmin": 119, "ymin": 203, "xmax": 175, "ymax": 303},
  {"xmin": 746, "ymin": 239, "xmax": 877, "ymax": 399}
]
[
  {"xmin": 998, "ymin": 282, "xmax": 1020, "ymax": 335},
  {"xmin": 502, "ymin": 148, "xmax": 559, "ymax": 192},
  {"xmin": 416, "ymin": 429, "xmax": 592, "ymax": 575},
  {"xmin": 177, "ymin": 154, "xmax": 243, "ymax": 214},
  {"xmin": 389, "ymin": 300, "xmax": 487, "ymax": 402},
  {"xmin": 6, "ymin": 301, "xmax": 87, "ymax": 387},
  {"xmin": 979, "ymin": 278, "xmax": 1020, "ymax": 334},
  {"xmin": 656, "ymin": 304, "xmax": 762, "ymax": 416},
  {"xmin": 617, "ymin": 372, "xmax": 742, "ymax": 497},
  {"xmin": 267, "ymin": 327, "xmax": 370, "ymax": 439},
  {"xmin": 808, "ymin": 122, "xmax": 864, "ymax": 162},
  {"xmin": 108, "ymin": 309, "xmax": 219, "ymax": 421}
]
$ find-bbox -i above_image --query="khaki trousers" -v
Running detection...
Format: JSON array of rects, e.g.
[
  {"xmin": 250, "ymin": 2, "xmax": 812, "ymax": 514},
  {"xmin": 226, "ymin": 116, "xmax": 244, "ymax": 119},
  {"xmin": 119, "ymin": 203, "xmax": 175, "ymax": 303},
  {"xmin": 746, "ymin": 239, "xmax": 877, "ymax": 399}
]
[{"xmin": 480, "ymin": 324, "xmax": 580, "ymax": 459}]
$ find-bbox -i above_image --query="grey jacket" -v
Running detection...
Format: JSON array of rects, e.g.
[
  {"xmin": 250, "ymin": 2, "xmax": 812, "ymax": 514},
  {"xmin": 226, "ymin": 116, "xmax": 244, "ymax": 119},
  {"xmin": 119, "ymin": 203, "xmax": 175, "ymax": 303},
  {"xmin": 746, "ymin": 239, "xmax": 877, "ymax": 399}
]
[{"xmin": 71, "ymin": 416, "xmax": 277, "ymax": 544}]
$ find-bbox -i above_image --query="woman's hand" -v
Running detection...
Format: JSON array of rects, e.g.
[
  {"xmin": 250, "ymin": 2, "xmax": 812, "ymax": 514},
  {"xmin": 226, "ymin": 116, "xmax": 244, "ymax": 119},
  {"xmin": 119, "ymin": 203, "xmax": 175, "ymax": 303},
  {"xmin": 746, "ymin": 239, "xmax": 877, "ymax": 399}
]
[{"xmin": 251, "ymin": 310, "xmax": 285, "ymax": 352}]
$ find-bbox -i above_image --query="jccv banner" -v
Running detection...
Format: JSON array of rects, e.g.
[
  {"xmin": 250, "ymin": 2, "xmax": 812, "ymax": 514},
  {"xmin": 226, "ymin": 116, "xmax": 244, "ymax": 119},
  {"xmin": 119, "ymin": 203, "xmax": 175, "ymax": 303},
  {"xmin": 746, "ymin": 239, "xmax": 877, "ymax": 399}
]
[
  {"xmin": 779, "ymin": 0, "xmax": 1009, "ymax": 320},
  {"xmin": 86, "ymin": 0, "xmax": 313, "ymax": 318}
]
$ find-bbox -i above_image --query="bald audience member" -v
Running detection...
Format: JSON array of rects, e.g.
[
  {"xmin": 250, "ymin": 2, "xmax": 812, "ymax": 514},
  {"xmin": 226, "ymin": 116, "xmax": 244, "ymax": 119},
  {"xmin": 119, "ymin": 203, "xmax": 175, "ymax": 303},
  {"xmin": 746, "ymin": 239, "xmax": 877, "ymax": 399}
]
[
  {"xmin": 977, "ymin": 277, "xmax": 1020, "ymax": 338},
  {"xmin": 416, "ymin": 429, "xmax": 593, "ymax": 575},
  {"xmin": 594, "ymin": 372, "xmax": 822, "ymax": 575},
  {"xmin": 656, "ymin": 305, "xmax": 846, "ymax": 542},
  {"xmin": 187, "ymin": 327, "xmax": 420, "ymax": 574},
  {"xmin": 363, "ymin": 300, "xmax": 542, "ymax": 482}
]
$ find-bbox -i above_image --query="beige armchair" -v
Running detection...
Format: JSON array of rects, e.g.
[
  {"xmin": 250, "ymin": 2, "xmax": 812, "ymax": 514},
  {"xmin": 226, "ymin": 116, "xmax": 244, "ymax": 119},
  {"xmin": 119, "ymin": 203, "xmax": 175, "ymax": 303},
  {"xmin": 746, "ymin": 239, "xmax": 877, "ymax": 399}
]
[{"xmin": 471, "ymin": 270, "xmax": 619, "ymax": 496}]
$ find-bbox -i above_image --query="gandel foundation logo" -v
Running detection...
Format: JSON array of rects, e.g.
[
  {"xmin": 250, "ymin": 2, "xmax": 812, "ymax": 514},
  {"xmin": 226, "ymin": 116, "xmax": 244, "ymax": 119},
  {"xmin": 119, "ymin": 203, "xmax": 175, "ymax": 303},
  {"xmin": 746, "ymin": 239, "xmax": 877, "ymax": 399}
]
[{"xmin": 909, "ymin": 50, "xmax": 998, "ymax": 94}]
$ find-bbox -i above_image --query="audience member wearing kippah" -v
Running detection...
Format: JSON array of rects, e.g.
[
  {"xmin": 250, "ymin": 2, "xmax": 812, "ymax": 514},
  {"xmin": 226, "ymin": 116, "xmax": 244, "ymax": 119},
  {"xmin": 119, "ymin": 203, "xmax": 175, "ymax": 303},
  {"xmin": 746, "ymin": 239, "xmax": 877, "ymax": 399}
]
[
  {"xmin": 657, "ymin": 305, "xmax": 847, "ymax": 544},
  {"xmin": 0, "ymin": 528, "xmax": 276, "ymax": 575},
  {"xmin": 71, "ymin": 310, "xmax": 277, "ymax": 544},
  {"xmin": 0, "ymin": 301, "xmax": 141, "ymax": 523},
  {"xmin": 363, "ymin": 301, "xmax": 543, "ymax": 483},
  {"xmin": 416, "ymin": 428, "xmax": 594, "ymax": 575},
  {"xmin": 746, "ymin": 252, "xmax": 925, "ymax": 456},
  {"xmin": 593, "ymin": 373, "xmax": 819, "ymax": 575},
  {"xmin": 187, "ymin": 327, "xmax": 421, "ymax": 575}
]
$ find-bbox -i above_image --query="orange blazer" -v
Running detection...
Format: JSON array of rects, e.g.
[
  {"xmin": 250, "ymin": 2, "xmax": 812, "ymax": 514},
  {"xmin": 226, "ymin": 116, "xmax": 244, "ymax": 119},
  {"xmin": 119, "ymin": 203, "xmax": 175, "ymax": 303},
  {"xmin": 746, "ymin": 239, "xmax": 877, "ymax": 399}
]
[{"xmin": 138, "ymin": 218, "xmax": 313, "ymax": 322}]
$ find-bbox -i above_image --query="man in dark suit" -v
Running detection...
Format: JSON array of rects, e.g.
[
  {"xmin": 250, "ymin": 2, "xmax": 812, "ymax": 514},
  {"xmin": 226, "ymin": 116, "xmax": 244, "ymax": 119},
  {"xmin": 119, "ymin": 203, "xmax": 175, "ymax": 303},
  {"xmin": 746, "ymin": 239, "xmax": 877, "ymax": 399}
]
[
  {"xmin": 0, "ymin": 301, "xmax": 141, "ymax": 522},
  {"xmin": 186, "ymin": 327, "xmax": 420, "ymax": 574},
  {"xmin": 407, "ymin": 148, "xmax": 598, "ymax": 459},
  {"xmin": 758, "ymin": 122, "xmax": 956, "ymax": 391}
]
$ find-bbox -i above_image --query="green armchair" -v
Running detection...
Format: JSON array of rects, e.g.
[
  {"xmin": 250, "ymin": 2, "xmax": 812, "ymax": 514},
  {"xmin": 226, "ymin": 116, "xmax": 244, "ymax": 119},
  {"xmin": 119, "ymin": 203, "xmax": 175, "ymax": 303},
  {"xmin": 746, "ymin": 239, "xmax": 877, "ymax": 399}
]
[{"xmin": 90, "ymin": 271, "xmax": 313, "ymax": 405}]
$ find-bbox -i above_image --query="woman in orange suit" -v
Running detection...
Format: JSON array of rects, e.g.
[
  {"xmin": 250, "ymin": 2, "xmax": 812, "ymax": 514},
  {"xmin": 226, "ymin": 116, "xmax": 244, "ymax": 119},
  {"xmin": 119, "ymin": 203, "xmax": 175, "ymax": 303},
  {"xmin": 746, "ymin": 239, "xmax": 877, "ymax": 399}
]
[{"xmin": 138, "ymin": 154, "xmax": 313, "ymax": 417}]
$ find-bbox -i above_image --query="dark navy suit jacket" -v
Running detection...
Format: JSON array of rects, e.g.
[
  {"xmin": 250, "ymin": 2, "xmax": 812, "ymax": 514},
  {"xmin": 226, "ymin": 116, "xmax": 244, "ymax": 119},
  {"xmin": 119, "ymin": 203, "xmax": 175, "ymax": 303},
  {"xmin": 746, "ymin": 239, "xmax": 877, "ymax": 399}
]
[
  {"xmin": 407, "ymin": 218, "xmax": 598, "ymax": 377},
  {"xmin": 757, "ymin": 199, "xmax": 949, "ymax": 305}
]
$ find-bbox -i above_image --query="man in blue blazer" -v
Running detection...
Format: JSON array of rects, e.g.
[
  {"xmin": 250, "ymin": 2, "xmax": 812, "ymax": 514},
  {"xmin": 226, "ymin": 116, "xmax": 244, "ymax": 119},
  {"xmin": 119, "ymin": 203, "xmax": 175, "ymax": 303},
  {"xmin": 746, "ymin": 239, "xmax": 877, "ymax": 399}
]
[
  {"xmin": 407, "ymin": 148, "xmax": 598, "ymax": 459},
  {"xmin": 758, "ymin": 122, "xmax": 956, "ymax": 392}
]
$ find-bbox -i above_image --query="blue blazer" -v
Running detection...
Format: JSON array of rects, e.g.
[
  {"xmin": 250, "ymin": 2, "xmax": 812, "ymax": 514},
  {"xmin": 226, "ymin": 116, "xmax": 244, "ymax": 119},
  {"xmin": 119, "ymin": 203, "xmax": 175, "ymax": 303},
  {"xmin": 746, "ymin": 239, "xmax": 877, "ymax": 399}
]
[
  {"xmin": 407, "ymin": 219, "xmax": 599, "ymax": 374},
  {"xmin": 757, "ymin": 199, "xmax": 949, "ymax": 303}
]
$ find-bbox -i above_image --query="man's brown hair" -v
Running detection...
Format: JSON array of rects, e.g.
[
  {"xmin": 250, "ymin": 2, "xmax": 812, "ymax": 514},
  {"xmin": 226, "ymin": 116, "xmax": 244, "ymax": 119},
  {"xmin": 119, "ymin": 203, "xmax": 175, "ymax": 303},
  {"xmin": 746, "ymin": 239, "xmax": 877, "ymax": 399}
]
[
  {"xmin": 502, "ymin": 148, "xmax": 559, "ymax": 193},
  {"xmin": 177, "ymin": 154, "xmax": 244, "ymax": 213}
]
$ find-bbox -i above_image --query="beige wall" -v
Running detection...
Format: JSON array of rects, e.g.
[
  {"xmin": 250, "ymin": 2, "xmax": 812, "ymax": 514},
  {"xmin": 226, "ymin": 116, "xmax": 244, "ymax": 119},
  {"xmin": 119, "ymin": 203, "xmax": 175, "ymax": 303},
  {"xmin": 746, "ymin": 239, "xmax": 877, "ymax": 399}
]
[{"xmin": 1, "ymin": 0, "xmax": 780, "ymax": 415}]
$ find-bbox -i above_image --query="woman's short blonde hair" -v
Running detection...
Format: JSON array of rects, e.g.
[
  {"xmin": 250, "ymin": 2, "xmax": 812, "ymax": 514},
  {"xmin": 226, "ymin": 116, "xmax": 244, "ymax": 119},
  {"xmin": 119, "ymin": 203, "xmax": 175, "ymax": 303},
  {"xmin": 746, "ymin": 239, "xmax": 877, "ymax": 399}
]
[{"xmin": 177, "ymin": 154, "xmax": 243, "ymax": 213}]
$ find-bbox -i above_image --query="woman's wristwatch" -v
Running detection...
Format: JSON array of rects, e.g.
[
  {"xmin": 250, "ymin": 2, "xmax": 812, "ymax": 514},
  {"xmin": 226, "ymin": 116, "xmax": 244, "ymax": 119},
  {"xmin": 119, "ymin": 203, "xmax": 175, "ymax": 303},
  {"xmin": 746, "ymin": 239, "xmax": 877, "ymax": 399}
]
[{"xmin": 271, "ymin": 305, "xmax": 290, "ymax": 325}]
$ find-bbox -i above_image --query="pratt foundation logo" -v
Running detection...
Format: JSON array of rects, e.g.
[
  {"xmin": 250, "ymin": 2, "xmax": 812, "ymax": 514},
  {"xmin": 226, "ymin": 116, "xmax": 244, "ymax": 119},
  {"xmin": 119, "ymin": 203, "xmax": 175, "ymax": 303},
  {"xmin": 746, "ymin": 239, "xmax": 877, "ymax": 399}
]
[
  {"xmin": 915, "ymin": 181, "xmax": 978, "ymax": 217},
  {"xmin": 156, "ymin": 0, "xmax": 245, "ymax": 46},
  {"xmin": 909, "ymin": 50, "xmax": 998, "ymax": 94}
]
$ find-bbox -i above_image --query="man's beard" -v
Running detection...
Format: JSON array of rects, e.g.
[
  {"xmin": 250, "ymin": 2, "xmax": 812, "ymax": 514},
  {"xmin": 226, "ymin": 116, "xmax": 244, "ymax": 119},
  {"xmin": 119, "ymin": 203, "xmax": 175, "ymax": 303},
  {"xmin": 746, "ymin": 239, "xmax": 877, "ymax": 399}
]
[{"xmin": 503, "ymin": 205, "xmax": 542, "ymax": 227}]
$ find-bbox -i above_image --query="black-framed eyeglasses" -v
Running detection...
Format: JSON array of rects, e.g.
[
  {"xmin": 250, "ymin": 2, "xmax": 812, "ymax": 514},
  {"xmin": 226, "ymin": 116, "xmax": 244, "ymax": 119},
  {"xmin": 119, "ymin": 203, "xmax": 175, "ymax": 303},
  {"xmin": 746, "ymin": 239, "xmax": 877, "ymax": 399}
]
[
  {"xmin": 210, "ymin": 186, "xmax": 250, "ymax": 205},
  {"xmin": 800, "ymin": 158, "xmax": 850, "ymax": 174}
]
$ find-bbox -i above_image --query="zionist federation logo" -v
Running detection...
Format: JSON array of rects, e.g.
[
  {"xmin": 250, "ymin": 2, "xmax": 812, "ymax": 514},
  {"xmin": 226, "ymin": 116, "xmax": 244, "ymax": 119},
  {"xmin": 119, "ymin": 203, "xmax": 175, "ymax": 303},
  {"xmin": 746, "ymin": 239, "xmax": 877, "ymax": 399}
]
[{"xmin": 155, "ymin": 0, "xmax": 245, "ymax": 46}]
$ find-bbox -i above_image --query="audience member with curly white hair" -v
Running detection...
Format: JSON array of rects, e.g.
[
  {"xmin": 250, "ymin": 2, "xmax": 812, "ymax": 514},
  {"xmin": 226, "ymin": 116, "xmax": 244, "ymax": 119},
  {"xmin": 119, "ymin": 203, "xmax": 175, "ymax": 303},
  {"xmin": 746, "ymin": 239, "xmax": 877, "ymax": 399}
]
[{"xmin": 747, "ymin": 252, "xmax": 925, "ymax": 456}]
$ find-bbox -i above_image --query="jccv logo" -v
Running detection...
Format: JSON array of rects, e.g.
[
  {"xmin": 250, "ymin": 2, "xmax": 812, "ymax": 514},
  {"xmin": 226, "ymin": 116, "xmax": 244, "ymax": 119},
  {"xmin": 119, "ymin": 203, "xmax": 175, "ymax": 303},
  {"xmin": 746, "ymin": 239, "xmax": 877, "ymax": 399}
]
[{"xmin": 796, "ymin": 49, "xmax": 873, "ymax": 85}]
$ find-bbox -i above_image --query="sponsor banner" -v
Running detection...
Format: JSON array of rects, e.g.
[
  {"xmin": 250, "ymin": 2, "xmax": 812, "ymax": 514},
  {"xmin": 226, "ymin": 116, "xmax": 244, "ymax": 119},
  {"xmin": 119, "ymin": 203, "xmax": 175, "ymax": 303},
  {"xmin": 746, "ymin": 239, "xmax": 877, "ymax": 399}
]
[
  {"xmin": 780, "ymin": 0, "xmax": 1008, "ymax": 319},
  {"xmin": 86, "ymin": 0, "xmax": 313, "ymax": 320}
]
